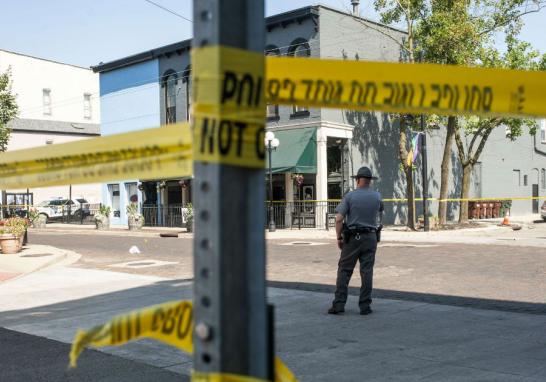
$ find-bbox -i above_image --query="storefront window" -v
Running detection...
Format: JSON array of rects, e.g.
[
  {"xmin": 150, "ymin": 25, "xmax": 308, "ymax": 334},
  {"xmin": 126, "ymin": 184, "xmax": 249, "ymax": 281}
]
[{"xmin": 108, "ymin": 184, "xmax": 121, "ymax": 217}]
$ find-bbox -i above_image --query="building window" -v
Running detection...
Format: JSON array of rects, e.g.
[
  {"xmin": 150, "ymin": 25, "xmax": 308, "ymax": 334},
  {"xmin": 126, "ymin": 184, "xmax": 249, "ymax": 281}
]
[
  {"xmin": 83, "ymin": 93, "xmax": 92, "ymax": 119},
  {"xmin": 267, "ymin": 104, "xmax": 279, "ymax": 119},
  {"xmin": 182, "ymin": 65, "xmax": 191, "ymax": 122},
  {"xmin": 541, "ymin": 120, "xmax": 546, "ymax": 143},
  {"xmin": 163, "ymin": 70, "xmax": 177, "ymax": 124},
  {"xmin": 43, "ymin": 88, "xmax": 52, "ymax": 115},
  {"xmin": 265, "ymin": 46, "xmax": 280, "ymax": 120},
  {"xmin": 289, "ymin": 39, "xmax": 311, "ymax": 117},
  {"xmin": 126, "ymin": 182, "xmax": 138, "ymax": 204},
  {"xmin": 524, "ymin": 174, "xmax": 528, "ymax": 187},
  {"xmin": 513, "ymin": 170, "xmax": 521, "ymax": 186},
  {"xmin": 542, "ymin": 169, "xmax": 546, "ymax": 189},
  {"xmin": 108, "ymin": 184, "xmax": 121, "ymax": 218}
]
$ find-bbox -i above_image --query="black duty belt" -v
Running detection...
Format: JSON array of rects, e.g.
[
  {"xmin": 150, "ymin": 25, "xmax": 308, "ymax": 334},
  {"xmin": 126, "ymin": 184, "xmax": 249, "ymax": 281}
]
[{"xmin": 349, "ymin": 227, "xmax": 377, "ymax": 234}]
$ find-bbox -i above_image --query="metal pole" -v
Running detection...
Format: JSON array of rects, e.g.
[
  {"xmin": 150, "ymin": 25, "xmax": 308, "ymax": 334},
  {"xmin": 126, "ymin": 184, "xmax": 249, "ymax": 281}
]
[
  {"xmin": 421, "ymin": 116, "xmax": 430, "ymax": 231},
  {"xmin": 26, "ymin": 188, "xmax": 30, "ymax": 215},
  {"xmin": 192, "ymin": 0, "xmax": 269, "ymax": 380},
  {"xmin": 68, "ymin": 185, "xmax": 72, "ymax": 223},
  {"xmin": 268, "ymin": 142, "xmax": 276, "ymax": 232},
  {"xmin": 340, "ymin": 140, "xmax": 346, "ymax": 197}
]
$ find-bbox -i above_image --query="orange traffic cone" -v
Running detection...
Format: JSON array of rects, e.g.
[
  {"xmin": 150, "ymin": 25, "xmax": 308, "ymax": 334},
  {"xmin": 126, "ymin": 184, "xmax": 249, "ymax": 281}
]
[{"xmin": 501, "ymin": 212, "xmax": 510, "ymax": 226}]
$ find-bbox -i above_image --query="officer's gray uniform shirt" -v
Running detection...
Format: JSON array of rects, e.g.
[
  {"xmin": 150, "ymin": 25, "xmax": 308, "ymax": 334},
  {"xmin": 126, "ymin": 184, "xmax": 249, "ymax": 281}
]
[{"xmin": 335, "ymin": 188, "xmax": 383, "ymax": 229}]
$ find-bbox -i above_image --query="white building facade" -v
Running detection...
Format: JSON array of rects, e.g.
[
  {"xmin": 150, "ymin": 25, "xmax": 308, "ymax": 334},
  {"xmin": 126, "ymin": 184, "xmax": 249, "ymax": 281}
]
[{"xmin": 0, "ymin": 49, "xmax": 101, "ymax": 205}]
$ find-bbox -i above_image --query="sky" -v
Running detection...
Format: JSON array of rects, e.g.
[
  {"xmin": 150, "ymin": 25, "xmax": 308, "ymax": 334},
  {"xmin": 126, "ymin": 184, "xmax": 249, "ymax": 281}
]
[{"xmin": 1, "ymin": 0, "xmax": 545, "ymax": 68}]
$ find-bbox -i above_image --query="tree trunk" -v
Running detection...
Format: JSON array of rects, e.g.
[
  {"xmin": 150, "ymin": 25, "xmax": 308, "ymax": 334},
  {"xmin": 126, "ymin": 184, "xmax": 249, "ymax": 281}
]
[
  {"xmin": 459, "ymin": 163, "xmax": 472, "ymax": 225},
  {"xmin": 405, "ymin": 165, "xmax": 416, "ymax": 230},
  {"xmin": 438, "ymin": 116, "xmax": 457, "ymax": 225},
  {"xmin": 398, "ymin": 116, "xmax": 416, "ymax": 230}
]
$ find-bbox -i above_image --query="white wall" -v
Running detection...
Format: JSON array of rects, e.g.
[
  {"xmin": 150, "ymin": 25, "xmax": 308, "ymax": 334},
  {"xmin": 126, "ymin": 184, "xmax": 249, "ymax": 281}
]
[
  {"xmin": 5, "ymin": 132, "xmax": 101, "ymax": 204},
  {"xmin": 0, "ymin": 49, "xmax": 99, "ymax": 123}
]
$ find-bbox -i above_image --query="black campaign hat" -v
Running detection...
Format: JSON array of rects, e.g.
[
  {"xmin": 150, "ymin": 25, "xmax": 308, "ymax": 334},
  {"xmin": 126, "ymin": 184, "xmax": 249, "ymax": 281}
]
[{"xmin": 352, "ymin": 166, "xmax": 377, "ymax": 180}]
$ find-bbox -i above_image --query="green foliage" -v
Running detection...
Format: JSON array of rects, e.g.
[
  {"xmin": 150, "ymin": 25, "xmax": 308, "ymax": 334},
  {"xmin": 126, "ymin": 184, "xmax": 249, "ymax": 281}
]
[
  {"xmin": 0, "ymin": 68, "xmax": 18, "ymax": 152},
  {"xmin": 184, "ymin": 203, "xmax": 193, "ymax": 220},
  {"xmin": 2, "ymin": 217, "xmax": 30, "ymax": 237},
  {"xmin": 96, "ymin": 205, "xmax": 111, "ymax": 219},
  {"xmin": 126, "ymin": 202, "xmax": 140, "ymax": 217},
  {"xmin": 460, "ymin": 34, "xmax": 543, "ymax": 153},
  {"xmin": 28, "ymin": 208, "xmax": 40, "ymax": 222}
]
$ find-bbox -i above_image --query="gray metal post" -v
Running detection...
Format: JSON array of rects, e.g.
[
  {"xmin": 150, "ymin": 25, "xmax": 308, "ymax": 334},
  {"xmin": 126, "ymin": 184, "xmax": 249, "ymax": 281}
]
[
  {"xmin": 421, "ymin": 116, "xmax": 430, "ymax": 231},
  {"xmin": 192, "ymin": 0, "xmax": 269, "ymax": 380}
]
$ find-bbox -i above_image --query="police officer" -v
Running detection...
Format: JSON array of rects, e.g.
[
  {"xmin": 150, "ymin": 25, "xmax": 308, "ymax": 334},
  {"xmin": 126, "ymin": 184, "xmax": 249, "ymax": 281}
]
[{"xmin": 328, "ymin": 166, "xmax": 383, "ymax": 315}]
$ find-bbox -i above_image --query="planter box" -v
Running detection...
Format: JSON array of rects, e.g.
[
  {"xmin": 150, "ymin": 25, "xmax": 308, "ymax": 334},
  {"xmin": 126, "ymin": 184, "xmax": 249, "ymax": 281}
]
[
  {"xmin": 128, "ymin": 216, "xmax": 144, "ymax": 231},
  {"xmin": 0, "ymin": 234, "xmax": 21, "ymax": 254},
  {"xmin": 95, "ymin": 218, "xmax": 110, "ymax": 230}
]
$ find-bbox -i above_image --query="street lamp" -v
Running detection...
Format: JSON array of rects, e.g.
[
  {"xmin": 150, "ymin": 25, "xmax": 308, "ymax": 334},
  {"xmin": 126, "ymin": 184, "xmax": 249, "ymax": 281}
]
[{"xmin": 265, "ymin": 131, "xmax": 280, "ymax": 232}]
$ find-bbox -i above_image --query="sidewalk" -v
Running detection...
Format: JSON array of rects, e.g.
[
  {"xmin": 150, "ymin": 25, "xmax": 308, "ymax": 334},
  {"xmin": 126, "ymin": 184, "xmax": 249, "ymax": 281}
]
[
  {"xmin": 32, "ymin": 224, "xmax": 189, "ymax": 238},
  {"xmin": 0, "ymin": 244, "xmax": 79, "ymax": 283},
  {"xmin": 1, "ymin": 266, "xmax": 544, "ymax": 381},
  {"xmin": 31, "ymin": 217, "xmax": 546, "ymax": 247}
]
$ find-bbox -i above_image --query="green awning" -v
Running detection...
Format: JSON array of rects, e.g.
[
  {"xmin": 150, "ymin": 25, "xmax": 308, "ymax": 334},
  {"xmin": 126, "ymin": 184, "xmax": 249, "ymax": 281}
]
[{"xmin": 266, "ymin": 128, "xmax": 316, "ymax": 174}]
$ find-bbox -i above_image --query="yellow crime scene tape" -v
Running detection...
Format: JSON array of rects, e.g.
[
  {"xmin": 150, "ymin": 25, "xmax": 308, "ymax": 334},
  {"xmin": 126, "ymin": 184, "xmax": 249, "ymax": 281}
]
[
  {"xmin": 1, "ymin": 54, "xmax": 545, "ymax": 188},
  {"xmin": 192, "ymin": 46, "xmax": 266, "ymax": 168},
  {"xmin": 69, "ymin": 300, "xmax": 298, "ymax": 382},
  {"xmin": 267, "ymin": 56, "xmax": 546, "ymax": 118},
  {"xmin": 0, "ymin": 123, "xmax": 192, "ymax": 190}
]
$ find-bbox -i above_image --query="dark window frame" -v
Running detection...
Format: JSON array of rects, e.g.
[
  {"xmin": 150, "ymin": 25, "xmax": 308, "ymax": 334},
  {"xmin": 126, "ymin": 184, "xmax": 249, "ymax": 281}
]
[
  {"xmin": 162, "ymin": 69, "xmax": 178, "ymax": 124},
  {"xmin": 288, "ymin": 39, "xmax": 311, "ymax": 118},
  {"xmin": 182, "ymin": 65, "xmax": 192, "ymax": 122}
]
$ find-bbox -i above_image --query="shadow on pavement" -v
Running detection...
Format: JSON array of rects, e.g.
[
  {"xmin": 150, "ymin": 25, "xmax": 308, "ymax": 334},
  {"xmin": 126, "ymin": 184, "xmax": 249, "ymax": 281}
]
[
  {"xmin": 268, "ymin": 281, "xmax": 546, "ymax": 315},
  {"xmin": 0, "ymin": 327, "xmax": 187, "ymax": 382}
]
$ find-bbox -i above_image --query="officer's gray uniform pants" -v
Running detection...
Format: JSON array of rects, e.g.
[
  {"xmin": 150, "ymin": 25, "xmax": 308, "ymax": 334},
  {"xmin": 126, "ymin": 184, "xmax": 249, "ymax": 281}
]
[{"xmin": 333, "ymin": 232, "xmax": 377, "ymax": 310}]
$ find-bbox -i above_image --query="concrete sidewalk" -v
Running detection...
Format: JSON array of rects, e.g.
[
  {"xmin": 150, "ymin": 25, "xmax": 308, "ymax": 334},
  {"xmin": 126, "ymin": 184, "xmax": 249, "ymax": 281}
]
[
  {"xmin": 0, "ymin": 244, "xmax": 79, "ymax": 283},
  {"xmin": 34, "ymin": 218, "xmax": 546, "ymax": 248},
  {"xmin": 32, "ymin": 224, "xmax": 189, "ymax": 238},
  {"xmin": 1, "ymin": 266, "xmax": 545, "ymax": 381}
]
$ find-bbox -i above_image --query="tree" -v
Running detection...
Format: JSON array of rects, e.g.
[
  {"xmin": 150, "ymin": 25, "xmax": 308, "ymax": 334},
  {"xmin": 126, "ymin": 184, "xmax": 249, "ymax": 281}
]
[
  {"xmin": 0, "ymin": 68, "xmax": 18, "ymax": 152},
  {"xmin": 366, "ymin": 0, "xmax": 546, "ymax": 226},
  {"xmin": 455, "ymin": 33, "xmax": 545, "ymax": 224}
]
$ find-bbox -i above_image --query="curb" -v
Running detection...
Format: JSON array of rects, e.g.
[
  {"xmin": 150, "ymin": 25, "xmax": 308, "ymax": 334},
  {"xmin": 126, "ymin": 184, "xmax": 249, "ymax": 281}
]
[{"xmin": 0, "ymin": 245, "xmax": 81, "ymax": 284}]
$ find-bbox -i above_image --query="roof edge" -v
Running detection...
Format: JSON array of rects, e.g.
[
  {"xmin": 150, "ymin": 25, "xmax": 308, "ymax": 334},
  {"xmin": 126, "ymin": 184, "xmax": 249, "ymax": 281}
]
[{"xmin": 0, "ymin": 48, "xmax": 92, "ymax": 71}]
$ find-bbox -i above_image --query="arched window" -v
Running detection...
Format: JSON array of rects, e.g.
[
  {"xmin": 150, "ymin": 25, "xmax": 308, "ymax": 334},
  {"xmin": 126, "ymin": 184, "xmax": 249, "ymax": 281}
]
[
  {"xmin": 265, "ymin": 46, "xmax": 280, "ymax": 120},
  {"xmin": 265, "ymin": 45, "xmax": 281, "ymax": 56},
  {"xmin": 182, "ymin": 65, "xmax": 192, "ymax": 121},
  {"xmin": 288, "ymin": 38, "xmax": 311, "ymax": 58},
  {"xmin": 163, "ymin": 70, "xmax": 177, "ymax": 124},
  {"xmin": 289, "ymin": 39, "xmax": 311, "ymax": 116},
  {"xmin": 541, "ymin": 168, "xmax": 546, "ymax": 189}
]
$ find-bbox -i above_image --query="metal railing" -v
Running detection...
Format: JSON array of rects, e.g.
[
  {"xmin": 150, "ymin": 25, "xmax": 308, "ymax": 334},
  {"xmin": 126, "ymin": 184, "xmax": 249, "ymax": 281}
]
[
  {"xmin": 142, "ymin": 204, "xmax": 189, "ymax": 228},
  {"xmin": 0, "ymin": 203, "xmax": 102, "ymax": 225},
  {"xmin": 265, "ymin": 201, "xmax": 339, "ymax": 229}
]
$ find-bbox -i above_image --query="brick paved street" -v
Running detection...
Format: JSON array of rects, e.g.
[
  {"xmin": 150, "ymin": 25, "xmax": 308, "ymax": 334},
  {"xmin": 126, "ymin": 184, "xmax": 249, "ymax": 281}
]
[{"xmin": 29, "ymin": 231, "xmax": 546, "ymax": 308}]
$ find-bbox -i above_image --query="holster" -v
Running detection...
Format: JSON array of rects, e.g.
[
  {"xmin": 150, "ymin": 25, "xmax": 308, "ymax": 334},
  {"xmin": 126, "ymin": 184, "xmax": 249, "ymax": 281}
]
[
  {"xmin": 376, "ymin": 225, "xmax": 383, "ymax": 243},
  {"xmin": 342, "ymin": 223, "xmax": 350, "ymax": 244}
]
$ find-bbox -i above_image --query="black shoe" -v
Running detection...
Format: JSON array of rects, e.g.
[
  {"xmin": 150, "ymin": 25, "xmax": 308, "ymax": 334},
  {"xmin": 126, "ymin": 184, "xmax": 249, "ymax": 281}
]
[
  {"xmin": 360, "ymin": 307, "xmax": 373, "ymax": 315},
  {"xmin": 328, "ymin": 306, "xmax": 345, "ymax": 315}
]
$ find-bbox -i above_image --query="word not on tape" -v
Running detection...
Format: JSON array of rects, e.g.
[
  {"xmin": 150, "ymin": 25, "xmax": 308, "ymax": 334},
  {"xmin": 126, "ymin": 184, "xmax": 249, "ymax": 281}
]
[
  {"xmin": 266, "ymin": 56, "xmax": 546, "ymax": 118},
  {"xmin": 192, "ymin": 46, "xmax": 266, "ymax": 168},
  {"xmin": 0, "ymin": 123, "xmax": 192, "ymax": 189},
  {"xmin": 70, "ymin": 300, "xmax": 298, "ymax": 382}
]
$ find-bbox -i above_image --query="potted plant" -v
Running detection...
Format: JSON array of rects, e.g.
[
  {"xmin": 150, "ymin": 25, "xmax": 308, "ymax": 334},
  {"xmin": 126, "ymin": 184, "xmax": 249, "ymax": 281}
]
[
  {"xmin": 0, "ymin": 217, "xmax": 29, "ymax": 254},
  {"xmin": 29, "ymin": 208, "xmax": 46, "ymax": 229},
  {"xmin": 183, "ymin": 203, "xmax": 194, "ymax": 233},
  {"xmin": 126, "ymin": 203, "xmax": 144, "ymax": 231},
  {"xmin": 94, "ymin": 205, "xmax": 111, "ymax": 230}
]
